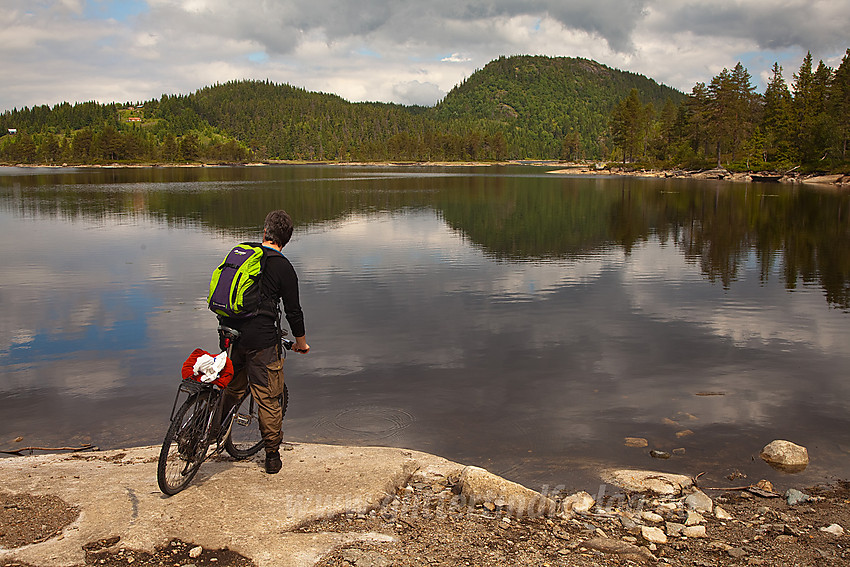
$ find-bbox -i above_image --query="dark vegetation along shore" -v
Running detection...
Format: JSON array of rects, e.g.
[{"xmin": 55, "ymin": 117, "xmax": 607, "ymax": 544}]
[{"xmin": 1, "ymin": 50, "xmax": 848, "ymax": 176}]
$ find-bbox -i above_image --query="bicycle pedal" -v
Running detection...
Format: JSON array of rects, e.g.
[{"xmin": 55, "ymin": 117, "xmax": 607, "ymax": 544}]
[{"xmin": 235, "ymin": 414, "xmax": 250, "ymax": 426}]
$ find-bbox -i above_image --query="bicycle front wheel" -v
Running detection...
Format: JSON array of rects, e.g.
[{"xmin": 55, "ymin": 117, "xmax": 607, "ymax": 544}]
[
  {"xmin": 157, "ymin": 391, "xmax": 214, "ymax": 495},
  {"xmin": 224, "ymin": 384, "xmax": 288, "ymax": 459}
]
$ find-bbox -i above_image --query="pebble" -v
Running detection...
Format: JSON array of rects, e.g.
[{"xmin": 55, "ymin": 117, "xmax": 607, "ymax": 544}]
[
  {"xmin": 649, "ymin": 450, "xmax": 671, "ymax": 459},
  {"xmin": 641, "ymin": 511, "xmax": 664, "ymax": 523},
  {"xmin": 189, "ymin": 546, "xmax": 202, "ymax": 558},
  {"xmin": 727, "ymin": 547, "xmax": 746, "ymax": 559},
  {"xmin": 685, "ymin": 491, "xmax": 713, "ymax": 513},
  {"xmin": 715, "ymin": 506, "xmax": 733, "ymax": 520},
  {"xmin": 785, "ymin": 488, "xmax": 812, "ymax": 506},
  {"xmin": 682, "ymin": 525, "xmax": 707, "ymax": 538},
  {"xmin": 562, "ymin": 491, "xmax": 595, "ymax": 514},
  {"xmin": 624, "ymin": 437, "xmax": 649, "ymax": 448},
  {"xmin": 819, "ymin": 524, "xmax": 845, "ymax": 536},
  {"xmin": 641, "ymin": 526, "xmax": 667, "ymax": 544},
  {"xmin": 685, "ymin": 511, "xmax": 706, "ymax": 526}
]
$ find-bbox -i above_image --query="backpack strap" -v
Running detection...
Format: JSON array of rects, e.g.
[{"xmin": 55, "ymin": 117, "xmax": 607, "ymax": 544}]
[{"xmin": 251, "ymin": 243, "xmax": 286, "ymax": 345}]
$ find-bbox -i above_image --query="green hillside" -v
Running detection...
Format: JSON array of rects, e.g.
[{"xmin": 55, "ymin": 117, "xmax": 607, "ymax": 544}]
[{"xmin": 436, "ymin": 55, "xmax": 685, "ymax": 158}]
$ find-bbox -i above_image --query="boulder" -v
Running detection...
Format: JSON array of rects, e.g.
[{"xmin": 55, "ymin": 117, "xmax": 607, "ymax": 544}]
[
  {"xmin": 760, "ymin": 440, "xmax": 809, "ymax": 471},
  {"xmin": 458, "ymin": 466, "xmax": 558, "ymax": 518},
  {"xmin": 601, "ymin": 470, "xmax": 693, "ymax": 495}
]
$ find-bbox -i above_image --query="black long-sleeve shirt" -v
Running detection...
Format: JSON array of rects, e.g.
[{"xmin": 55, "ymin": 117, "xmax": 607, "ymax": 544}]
[{"xmin": 222, "ymin": 247, "xmax": 305, "ymax": 350}]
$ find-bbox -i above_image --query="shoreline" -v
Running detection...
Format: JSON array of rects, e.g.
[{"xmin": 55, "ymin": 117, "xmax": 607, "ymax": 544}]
[
  {"xmin": 1, "ymin": 443, "xmax": 847, "ymax": 567},
  {"xmin": 3, "ymin": 160, "xmax": 848, "ymax": 187}
]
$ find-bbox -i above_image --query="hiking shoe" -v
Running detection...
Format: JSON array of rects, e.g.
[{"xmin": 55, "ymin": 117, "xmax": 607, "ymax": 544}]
[{"xmin": 265, "ymin": 450, "xmax": 282, "ymax": 474}]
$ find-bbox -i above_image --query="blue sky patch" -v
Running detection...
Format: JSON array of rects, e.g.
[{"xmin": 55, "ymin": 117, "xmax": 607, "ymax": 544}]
[
  {"xmin": 83, "ymin": 0, "xmax": 149, "ymax": 21},
  {"xmin": 355, "ymin": 47, "xmax": 382, "ymax": 59}
]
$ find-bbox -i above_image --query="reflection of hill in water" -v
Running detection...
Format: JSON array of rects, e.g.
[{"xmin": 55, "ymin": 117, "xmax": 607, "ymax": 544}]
[{"xmin": 2, "ymin": 167, "xmax": 848, "ymax": 310}]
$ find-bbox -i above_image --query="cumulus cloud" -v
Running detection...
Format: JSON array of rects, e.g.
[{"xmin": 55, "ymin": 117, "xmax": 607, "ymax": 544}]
[
  {"xmin": 1, "ymin": 0, "xmax": 848, "ymax": 109},
  {"xmin": 391, "ymin": 80, "xmax": 445, "ymax": 106}
]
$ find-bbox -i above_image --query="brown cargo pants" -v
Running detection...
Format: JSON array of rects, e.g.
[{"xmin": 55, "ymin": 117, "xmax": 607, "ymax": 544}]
[{"xmin": 224, "ymin": 343, "xmax": 285, "ymax": 452}]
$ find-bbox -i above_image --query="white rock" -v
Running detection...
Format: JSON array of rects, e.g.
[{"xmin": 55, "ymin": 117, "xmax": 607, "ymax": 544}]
[
  {"xmin": 641, "ymin": 525, "xmax": 668, "ymax": 544},
  {"xmin": 760, "ymin": 440, "xmax": 809, "ymax": 468},
  {"xmin": 715, "ymin": 506, "xmax": 733, "ymax": 520},
  {"xmin": 561, "ymin": 491, "xmax": 595, "ymax": 514},
  {"xmin": 685, "ymin": 511, "xmax": 706, "ymax": 526},
  {"xmin": 820, "ymin": 524, "xmax": 845, "ymax": 536},
  {"xmin": 682, "ymin": 525, "xmax": 707, "ymax": 538},
  {"xmin": 189, "ymin": 546, "xmax": 203, "ymax": 558},
  {"xmin": 641, "ymin": 511, "xmax": 664, "ymax": 523},
  {"xmin": 685, "ymin": 490, "xmax": 713, "ymax": 513}
]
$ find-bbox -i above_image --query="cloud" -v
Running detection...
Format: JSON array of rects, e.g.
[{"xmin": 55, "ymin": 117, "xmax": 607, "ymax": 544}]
[
  {"xmin": 1, "ymin": 0, "xmax": 849, "ymax": 109},
  {"xmin": 442, "ymin": 53, "xmax": 471, "ymax": 63},
  {"xmin": 649, "ymin": 0, "xmax": 850, "ymax": 53},
  {"xmin": 391, "ymin": 80, "xmax": 445, "ymax": 106}
]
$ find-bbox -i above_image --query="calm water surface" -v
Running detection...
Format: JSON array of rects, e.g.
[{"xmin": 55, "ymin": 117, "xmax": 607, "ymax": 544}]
[{"xmin": 1, "ymin": 165, "xmax": 849, "ymax": 491}]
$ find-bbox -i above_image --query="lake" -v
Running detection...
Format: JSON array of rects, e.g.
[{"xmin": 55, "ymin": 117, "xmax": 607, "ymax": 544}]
[{"xmin": 1, "ymin": 164, "xmax": 849, "ymax": 492}]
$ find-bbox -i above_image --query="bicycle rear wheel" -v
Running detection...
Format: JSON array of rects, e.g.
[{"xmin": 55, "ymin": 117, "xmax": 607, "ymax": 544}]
[
  {"xmin": 157, "ymin": 391, "xmax": 214, "ymax": 495},
  {"xmin": 224, "ymin": 383, "xmax": 288, "ymax": 459}
]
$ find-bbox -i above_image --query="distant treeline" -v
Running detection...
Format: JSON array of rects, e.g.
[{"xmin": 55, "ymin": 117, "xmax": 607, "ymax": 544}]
[
  {"xmin": 609, "ymin": 50, "xmax": 850, "ymax": 172},
  {"xmin": 1, "ymin": 52, "xmax": 847, "ymax": 172},
  {"xmin": 0, "ymin": 55, "xmax": 680, "ymax": 165}
]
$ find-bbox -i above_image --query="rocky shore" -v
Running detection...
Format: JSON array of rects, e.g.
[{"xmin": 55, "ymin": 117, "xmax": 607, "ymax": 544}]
[
  {"xmin": 5, "ymin": 161, "xmax": 849, "ymax": 188},
  {"xmin": 1, "ymin": 441, "xmax": 847, "ymax": 567},
  {"xmin": 547, "ymin": 164, "xmax": 850, "ymax": 187}
]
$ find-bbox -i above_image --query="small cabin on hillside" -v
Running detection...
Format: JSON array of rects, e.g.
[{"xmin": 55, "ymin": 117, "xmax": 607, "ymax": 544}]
[{"xmin": 7, "ymin": 128, "xmax": 16, "ymax": 135}]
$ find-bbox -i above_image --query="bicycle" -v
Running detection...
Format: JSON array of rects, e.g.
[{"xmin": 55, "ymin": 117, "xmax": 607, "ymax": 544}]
[{"xmin": 156, "ymin": 326, "xmax": 291, "ymax": 495}]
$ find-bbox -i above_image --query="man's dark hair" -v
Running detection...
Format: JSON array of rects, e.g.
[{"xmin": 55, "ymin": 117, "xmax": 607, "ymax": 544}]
[{"xmin": 263, "ymin": 210, "xmax": 294, "ymax": 248}]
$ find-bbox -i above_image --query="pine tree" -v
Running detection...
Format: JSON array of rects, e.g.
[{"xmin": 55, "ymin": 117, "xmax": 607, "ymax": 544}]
[
  {"xmin": 832, "ymin": 49, "xmax": 850, "ymax": 162},
  {"xmin": 610, "ymin": 88, "xmax": 644, "ymax": 163},
  {"xmin": 762, "ymin": 63, "xmax": 796, "ymax": 165}
]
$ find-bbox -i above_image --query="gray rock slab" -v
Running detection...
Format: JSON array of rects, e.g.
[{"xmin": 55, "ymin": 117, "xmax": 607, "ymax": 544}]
[
  {"xmin": 601, "ymin": 469, "xmax": 693, "ymax": 495},
  {"xmin": 0, "ymin": 444, "xmax": 462, "ymax": 567}
]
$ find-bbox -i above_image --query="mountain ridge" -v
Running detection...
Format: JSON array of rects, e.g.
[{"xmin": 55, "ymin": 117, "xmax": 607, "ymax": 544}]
[{"xmin": 0, "ymin": 55, "xmax": 684, "ymax": 163}]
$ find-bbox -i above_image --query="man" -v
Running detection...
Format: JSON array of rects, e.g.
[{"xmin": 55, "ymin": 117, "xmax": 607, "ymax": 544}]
[{"xmin": 220, "ymin": 210, "xmax": 309, "ymax": 474}]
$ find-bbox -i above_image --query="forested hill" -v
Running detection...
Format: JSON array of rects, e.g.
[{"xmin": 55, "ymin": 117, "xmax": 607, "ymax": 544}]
[
  {"xmin": 0, "ymin": 55, "xmax": 684, "ymax": 164},
  {"xmin": 436, "ymin": 55, "xmax": 685, "ymax": 158}
]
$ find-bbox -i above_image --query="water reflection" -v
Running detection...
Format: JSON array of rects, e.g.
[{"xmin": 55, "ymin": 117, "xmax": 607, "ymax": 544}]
[
  {"xmin": 1, "ymin": 165, "xmax": 848, "ymax": 491},
  {"xmin": 3, "ymin": 167, "xmax": 847, "ymax": 310}
]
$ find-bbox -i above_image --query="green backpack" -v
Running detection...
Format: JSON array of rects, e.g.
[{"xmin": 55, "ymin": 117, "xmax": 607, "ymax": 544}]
[{"xmin": 207, "ymin": 243, "xmax": 270, "ymax": 318}]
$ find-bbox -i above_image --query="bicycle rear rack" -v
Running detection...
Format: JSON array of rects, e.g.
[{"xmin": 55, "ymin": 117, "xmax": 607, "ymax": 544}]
[{"xmin": 169, "ymin": 378, "xmax": 216, "ymax": 422}]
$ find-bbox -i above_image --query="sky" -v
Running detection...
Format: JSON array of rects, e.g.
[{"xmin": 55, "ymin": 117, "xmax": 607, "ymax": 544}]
[{"xmin": 2, "ymin": 0, "xmax": 850, "ymax": 111}]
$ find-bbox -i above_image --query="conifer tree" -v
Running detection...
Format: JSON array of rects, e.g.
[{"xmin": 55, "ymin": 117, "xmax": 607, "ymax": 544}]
[
  {"xmin": 762, "ymin": 63, "xmax": 796, "ymax": 165},
  {"xmin": 833, "ymin": 49, "xmax": 850, "ymax": 162}
]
